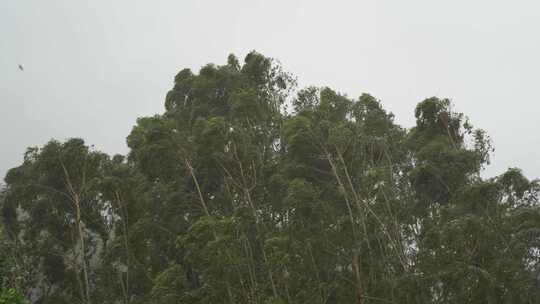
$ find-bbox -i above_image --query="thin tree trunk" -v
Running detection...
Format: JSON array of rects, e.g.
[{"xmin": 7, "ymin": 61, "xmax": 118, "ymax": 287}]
[
  {"xmin": 61, "ymin": 161, "xmax": 91, "ymax": 304},
  {"xmin": 115, "ymin": 191, "xmax": 131, "ymax": 304},
  {"xmin": 185, "ymin": 158, "xmax": 236, "ymax": 304},
  {"xmin": 221, "ymin": 143, "xmax": 280, "ymax": 300},
  {"xmin": 352, "ymin": 252, "xmax": 364, "ymax": 304},
  {"xmin": 324, "ymin": 149, "xmax": 364, "ymax": 303},
  {"xmin": 75, "ymin": 195, "xmax": 92, "ymax": 304}
]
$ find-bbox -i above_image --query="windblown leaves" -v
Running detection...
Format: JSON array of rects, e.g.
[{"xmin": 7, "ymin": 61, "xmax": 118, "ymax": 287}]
[{"xmin": 1, "ymin": 53, "xmax": 539, "ymax": 304}]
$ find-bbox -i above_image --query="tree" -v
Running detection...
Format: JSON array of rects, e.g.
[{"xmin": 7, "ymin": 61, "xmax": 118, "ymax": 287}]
[
  {"xmin": 2, "ymin": 139, "xmax": 111, "ymax": 303},
  {"xmin": 2, "ymin": 52, "xmax": 539, "ymax": 304}
]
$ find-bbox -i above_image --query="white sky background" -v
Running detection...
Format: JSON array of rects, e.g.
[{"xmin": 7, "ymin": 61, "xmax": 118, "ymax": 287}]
[{"xmin": 1, "ymin": 0, "xmax": 539, "ymax": 182}]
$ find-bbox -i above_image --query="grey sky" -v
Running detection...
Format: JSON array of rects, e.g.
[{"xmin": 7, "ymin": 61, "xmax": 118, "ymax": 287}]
[{"xmin": 1, "ymin": 0, "xmax": 539, "ymax": 182}]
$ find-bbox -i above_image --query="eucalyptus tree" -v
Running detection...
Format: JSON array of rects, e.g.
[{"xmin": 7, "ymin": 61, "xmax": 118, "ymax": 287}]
[
  {"xmin": 1, "ymin": 139, "xmax": 111, "ymax": 304},
  {"xmin": 404, "ymin": 97, "xmax": 540, "ymax": 303},
  {"xmin": 127, "ymin": 52, "xmax": 295, "ymax": 303},
  {"xmin": 279, "ymin": 88, "xmax": 411, "ymax": 303},
  {"xmin": 2, "ymin": 52, "xmax": 540, "ymax": 304}
]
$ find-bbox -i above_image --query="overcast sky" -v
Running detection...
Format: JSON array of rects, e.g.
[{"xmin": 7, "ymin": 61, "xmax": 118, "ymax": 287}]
[{"xmin": 1, "ymin": 0, "xmax": 539, "ymax": 182}]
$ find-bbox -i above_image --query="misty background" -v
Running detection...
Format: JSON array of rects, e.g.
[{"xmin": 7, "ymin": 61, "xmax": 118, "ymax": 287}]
[{"xmin": 1, "ymin": 0, "xmax": 539, "ymax": 182}]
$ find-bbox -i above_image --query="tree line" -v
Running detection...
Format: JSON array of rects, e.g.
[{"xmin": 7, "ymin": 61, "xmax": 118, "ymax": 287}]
[{"xmin": 1, "ymin": 52, "xmax": 539, "ymax": 303}]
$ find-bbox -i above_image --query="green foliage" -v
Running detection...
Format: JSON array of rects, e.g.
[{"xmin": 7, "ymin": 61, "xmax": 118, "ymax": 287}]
[
  {"xmin": 1, "ymin": 52, "xmax": 539, "ymax": 304},
  {"xmin": 0, "ymin": 289, "xmax": 29, "ymax": 304}
]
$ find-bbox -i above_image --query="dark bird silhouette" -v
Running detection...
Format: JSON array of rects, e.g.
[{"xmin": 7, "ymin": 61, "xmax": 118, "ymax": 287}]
[{"xmin": 18, "ymin": 64, "xmax": 24, "ymax": 71}]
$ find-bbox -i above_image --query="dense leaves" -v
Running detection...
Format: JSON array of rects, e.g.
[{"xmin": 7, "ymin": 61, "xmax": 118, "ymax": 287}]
[
  {"xmin": 0, "ymin": 288, "xmax": 29, "ymax": 304},
  {"xmin": 1, "ymin": 52, "xmax": 539, "ymax": 304}
]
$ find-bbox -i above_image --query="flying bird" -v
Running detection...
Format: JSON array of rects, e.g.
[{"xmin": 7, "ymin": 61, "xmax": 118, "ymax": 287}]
[{"xmin": 18, "ymin": 64, "xmax": 24, "ymax": 71}]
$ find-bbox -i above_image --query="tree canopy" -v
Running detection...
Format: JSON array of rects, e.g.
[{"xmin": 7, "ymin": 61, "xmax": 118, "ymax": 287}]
[{"xmin": 1, "ymin": 52, "xmax": 539, "ymax": 304}]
